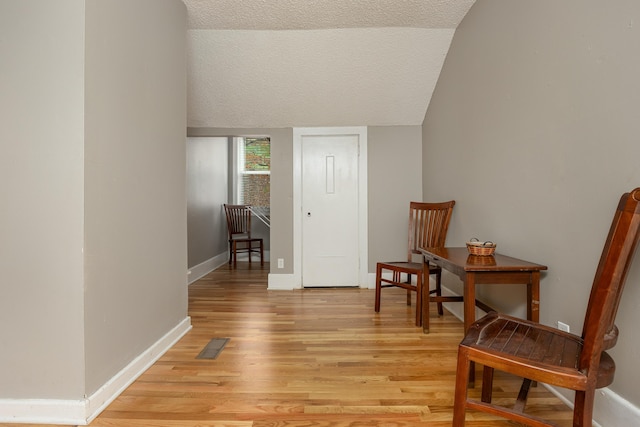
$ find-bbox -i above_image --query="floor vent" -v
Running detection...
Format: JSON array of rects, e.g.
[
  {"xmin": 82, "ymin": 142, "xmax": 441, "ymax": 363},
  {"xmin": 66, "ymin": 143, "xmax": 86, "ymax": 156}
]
[{"xmin": 196, "ymin": 338, "xmax": 229, "ymax": 360}]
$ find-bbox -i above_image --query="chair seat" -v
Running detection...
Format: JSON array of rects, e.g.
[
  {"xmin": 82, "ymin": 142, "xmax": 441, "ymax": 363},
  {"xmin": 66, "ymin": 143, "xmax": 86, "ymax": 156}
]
[{"xmin": 461, "ymin": 311, "xmax": 616, "ymax": 390}]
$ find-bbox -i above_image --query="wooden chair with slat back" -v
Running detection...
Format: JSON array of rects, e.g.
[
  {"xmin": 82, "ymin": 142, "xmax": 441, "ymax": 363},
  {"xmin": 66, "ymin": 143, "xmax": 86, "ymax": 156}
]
[
  {"xmin": 223, "ymin": 204, "xmax": 264, "ymax": 266},
  {"xmin": 374, "ymin": 201, "xmax": 455, "ymax": 326},
  {"xmin": 453, "ymin": 188, "xmax": 640, "ymax": 427}
]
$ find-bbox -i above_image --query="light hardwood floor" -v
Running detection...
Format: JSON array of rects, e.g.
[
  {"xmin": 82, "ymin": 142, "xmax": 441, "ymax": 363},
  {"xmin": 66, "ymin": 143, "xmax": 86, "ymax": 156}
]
[{"xmin": 9, "ymin": 263, "xmax": 574, "ymax": 427}]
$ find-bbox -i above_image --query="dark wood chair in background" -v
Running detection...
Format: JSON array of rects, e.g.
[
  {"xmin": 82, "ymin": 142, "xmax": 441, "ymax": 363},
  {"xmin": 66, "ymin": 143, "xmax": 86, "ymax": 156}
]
[
  {"xmin": 223, "ymin": 204, "xmax": 264, "ymax": 266},
  {"xmin": 374, "ymin": 200, "xmax": 455, "ymax": 326},
  {"xmin": 452, "ymin": 188, "xmax": 640, "ymax": 427}
]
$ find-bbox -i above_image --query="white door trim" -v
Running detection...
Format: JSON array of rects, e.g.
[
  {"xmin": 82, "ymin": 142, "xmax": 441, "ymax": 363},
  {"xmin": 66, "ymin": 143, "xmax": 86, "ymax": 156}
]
[{"xmin": 293, "ymin": 127, "xmax": 368, "ymax": 289}]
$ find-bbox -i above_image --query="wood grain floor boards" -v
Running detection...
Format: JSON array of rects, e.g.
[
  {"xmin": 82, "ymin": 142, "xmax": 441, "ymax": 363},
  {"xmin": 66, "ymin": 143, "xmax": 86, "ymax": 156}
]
[{"xmin": 2, "ymin": 262, "xmax": 574, "ymax": 426}]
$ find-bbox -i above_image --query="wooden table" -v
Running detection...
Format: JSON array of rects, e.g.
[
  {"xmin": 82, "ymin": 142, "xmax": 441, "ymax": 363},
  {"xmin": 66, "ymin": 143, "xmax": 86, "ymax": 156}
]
[{"xmin": 420, "ymin": 247, "xmax": 547, "ymax": 385}]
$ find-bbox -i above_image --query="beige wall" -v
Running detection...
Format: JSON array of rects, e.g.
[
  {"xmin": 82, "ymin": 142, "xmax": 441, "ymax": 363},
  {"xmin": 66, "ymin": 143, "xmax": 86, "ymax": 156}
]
[
  {"xmin": 0, "ymin": 0, "xmax": 187, "ymax": 405},
  {"xmin": 423, "ymin": 0, "xmax": 640, "ymax": 409}
]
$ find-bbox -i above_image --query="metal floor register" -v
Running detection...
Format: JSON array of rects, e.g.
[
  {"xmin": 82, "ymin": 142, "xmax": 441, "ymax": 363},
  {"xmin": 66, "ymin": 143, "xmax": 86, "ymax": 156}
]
[{"xmin": 196, "ymin": 338, "xmax": 229, "ymax": 360}]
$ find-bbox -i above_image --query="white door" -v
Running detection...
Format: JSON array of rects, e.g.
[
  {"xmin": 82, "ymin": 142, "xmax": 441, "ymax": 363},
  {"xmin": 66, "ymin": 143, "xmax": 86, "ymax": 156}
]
[{"xmin": 301, "ymin": 134, "xmax": 359, "ymax": 287}]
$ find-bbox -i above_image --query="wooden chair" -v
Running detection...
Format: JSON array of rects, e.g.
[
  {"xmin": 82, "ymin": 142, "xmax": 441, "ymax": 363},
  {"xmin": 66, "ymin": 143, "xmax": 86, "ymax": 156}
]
[
  {"xmin": 223, "ymin": 204, "xmax": 264, "ymax": 266},
  {"xmin": 453, "ymin": 187, "xmax": 640, "ymax": 427},
  {"xmin": 374, "ymin": 200, "xmax": 455, "ymax": 326}
]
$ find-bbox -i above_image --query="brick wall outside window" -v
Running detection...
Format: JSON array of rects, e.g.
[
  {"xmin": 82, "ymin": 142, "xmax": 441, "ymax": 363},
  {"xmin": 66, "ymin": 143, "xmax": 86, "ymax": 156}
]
[
  {"xmin": 241, "ymin": 174, "xmax": 270, "ymax": 207},
  {"xmin": 240, "ymin": 138, "xmax": 270, "ymax": 208}
]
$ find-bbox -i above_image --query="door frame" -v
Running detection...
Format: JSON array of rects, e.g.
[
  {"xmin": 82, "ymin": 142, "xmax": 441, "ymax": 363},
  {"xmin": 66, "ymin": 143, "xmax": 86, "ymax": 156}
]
[{"xmin": 293, "ymin": 126, "xmax": 368, "ymax": 288}]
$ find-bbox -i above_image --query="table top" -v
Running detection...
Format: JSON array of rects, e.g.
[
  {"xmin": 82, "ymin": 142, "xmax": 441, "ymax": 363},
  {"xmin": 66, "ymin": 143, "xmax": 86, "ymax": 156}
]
[{"xmin": 420, "ymin": 247, "xmax": 548, "ymax": 274}]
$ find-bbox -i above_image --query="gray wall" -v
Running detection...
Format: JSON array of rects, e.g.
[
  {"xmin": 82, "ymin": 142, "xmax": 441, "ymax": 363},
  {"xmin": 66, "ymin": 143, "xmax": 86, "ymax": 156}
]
[
  {"xmin": 187, "ymin": 137, "xmax": 229, "ymax": 267},
  {"xmin": 0, "ymin": 0, "xmax": 187, "ymax": 401},
  {"xmin": 84, "ymin": 0, "xmax": 188, "ymax": 396},
  {"xmin": 367, "ymin": 126, "xmax": 424, "ymax": 269},
  {"xmin": 0, "ymin": 0, "xmax": 86, "ymax": 399},
  {"xmin": 423, "ymin": 0, "xmax": 640, "ymax": 407}
]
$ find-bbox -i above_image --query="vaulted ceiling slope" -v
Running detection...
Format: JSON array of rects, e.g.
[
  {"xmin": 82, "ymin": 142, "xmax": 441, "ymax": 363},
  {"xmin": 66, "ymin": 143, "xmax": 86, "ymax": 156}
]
[{"xmin": 184, "ymin": 0, "xmax": 476, "ymax": 128}]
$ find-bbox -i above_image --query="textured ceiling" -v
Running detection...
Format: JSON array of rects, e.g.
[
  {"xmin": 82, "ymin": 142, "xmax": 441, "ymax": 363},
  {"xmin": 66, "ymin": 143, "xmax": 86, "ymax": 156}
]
[
  {"xmin": 184, "ymin": 0, "xmax": 477, "ymax": 128},
  {"xmin": 183, "ymin": 0, "xmax": 476, "ymax": 30}
]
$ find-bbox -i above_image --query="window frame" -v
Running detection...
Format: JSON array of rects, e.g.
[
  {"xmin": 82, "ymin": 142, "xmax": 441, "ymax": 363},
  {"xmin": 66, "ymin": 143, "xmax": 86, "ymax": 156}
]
[{"xmin": 232, "ymin": 136, "xmax": 271, "ymax": 208}]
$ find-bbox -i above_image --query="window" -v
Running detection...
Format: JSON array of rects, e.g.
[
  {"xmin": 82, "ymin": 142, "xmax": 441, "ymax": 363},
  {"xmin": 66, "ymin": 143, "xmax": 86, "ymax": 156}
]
[{"xmin": 234, "ymin": 137, "xmax": 270, "ymax": 208}]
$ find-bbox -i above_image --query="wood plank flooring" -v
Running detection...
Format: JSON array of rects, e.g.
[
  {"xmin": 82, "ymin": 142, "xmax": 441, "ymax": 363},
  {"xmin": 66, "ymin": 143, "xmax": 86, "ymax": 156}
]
[{"xmin": 6, "ymin": 263, "xmax": 574, "ymax": 427}]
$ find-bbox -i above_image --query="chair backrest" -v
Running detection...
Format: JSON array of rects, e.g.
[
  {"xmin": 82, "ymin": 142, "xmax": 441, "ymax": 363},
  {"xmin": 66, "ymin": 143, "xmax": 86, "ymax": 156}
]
[
  {"xmin": 224, "ymin": 204, "xmax": 253, "ymax": 239},
  {"xmin": 408, "ymin": 200, "xmax": 456, "ymax": 260},
  {"xmin": 580, "ymin": 188, "xmax": 640, "ymax": 374}
]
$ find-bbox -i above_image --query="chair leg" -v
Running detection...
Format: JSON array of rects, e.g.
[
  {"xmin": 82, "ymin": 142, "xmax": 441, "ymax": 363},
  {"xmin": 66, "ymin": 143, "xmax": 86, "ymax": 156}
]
[
  {"xmin": 422, "ymin": 272, "xmax": 430, "ymax": 333},
  {"xmin": 435, "ymin": 270, "xmax": 444, "ymax": 316},
  {"xmin": 453, "ymin": 350, "xmax": 471, "ymax": 426},
  {"xmin": 260, "ymin": 242, "xmax": 264, "ymax": 265},
  {"xmin": 374, "ymin": 264, "xmax": 382, "ymax": 312},
  {"xmin": 228, "ymin": 240, "xmax": 233, "ymax": 264},
  {"xmin": 415, "ymin": 271, "xmax": 423, "ymax": 327},
  {"xmin": 573, "ymin": 390, "xmax": 595, "ymax": 427},
  {"xmin": 481, "ymin": 366, "xmax": 494, "ymax": 403},
  {"xmin": 232, "ymin": 242, "xmax": 237, "ymax": 266},
  {"xmin": 406, "ymin": 273, "xmax": 412, "ymax": 306},
  {"xmin": 513, "ymin": 378, "xmax": 533, "ymax": 413}
]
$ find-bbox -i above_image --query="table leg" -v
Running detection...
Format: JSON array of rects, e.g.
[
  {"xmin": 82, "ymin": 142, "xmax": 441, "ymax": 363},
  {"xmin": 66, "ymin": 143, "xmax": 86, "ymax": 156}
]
[
  {"xmin": 528, "ymin": 271, "xmax": 540, "ymax": 322},
  {"xmin": 528, "ymin": 271, "xmax": 541, "ymax": 388},
  {"xmin": 464, "ymin": 272, "xmax": 476, "ymax": 387},
  {"xmin": 415, "ymin": 268, "xmax": 423, "ymax": 327}
]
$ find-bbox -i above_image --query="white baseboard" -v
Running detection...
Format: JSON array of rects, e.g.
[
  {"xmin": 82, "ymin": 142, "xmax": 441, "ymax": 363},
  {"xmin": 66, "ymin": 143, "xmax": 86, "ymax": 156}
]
[
  {"xmin": 83, "ymin": 317, "xmax": 192, "ymax": 423},
  {"xmin": 188, "ymin": 253, "xmax": 228, "ymax": 284},
  {"xmin": 366, "ymin": 272, "xmax": 376, "ymax": 289},
  {"xmin": 0, "ymin": 398, "xmax": 87, "ymax": 425},
  {"xmin": 270, "ymin": 272, "xmax": 370, "ymax": 290},
  {"xmin": 543, "ymin": 368, "xmax": 640, "ymax": 427},
  {"xmin": 592, "ymin": 386, "xmax": 640, "ymax": 426},
  {"xmin": 267, "ymin": 273, "xmax": 300, "ymax": 290},
  {"xmin": 0, "ymin": 317, "xmax": 192, "ymax": 425}
]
